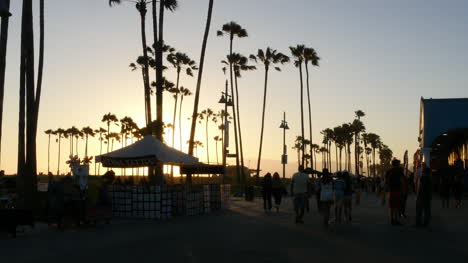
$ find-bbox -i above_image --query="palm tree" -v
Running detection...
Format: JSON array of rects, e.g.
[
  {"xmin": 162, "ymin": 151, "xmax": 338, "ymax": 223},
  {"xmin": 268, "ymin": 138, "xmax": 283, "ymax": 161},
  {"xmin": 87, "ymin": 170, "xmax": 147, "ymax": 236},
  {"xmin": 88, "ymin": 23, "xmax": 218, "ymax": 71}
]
[
  {"xmin": 178, "ymin": 86, "xmax": 192, "ymax": 150},
  {"xmin": 303, "ymin": 47, "xmax": 320, "ymax": 168},
  {"xmin": 109, "ymin": 0, "xmax": 152, "ymax": 126},
  {"xmin": 108, "ymin": 132, "xmax": 121, "ymax": 152},
  {"xmin": 214, "ymin": 135, "xmax": 222, "ymax": 164},
  {"xmin": 354, "ymin": 110, "xmax": 365, "ymax": 174},
  {"xmin": 366, "ymin": 133, "xmax": 381, "ymax": 177},
  {"xmin": 81, "ymin": 127, "xmax": 95, "ymax": 158},
  {"xmin": 55, "ymin": 128, "xmax": 66, "ymax": 175},
  {"xmin": 154, "ymin": 0, "xmax": 178, "ymax": 141},
  {"xmin": 217, "ymin": 21, "xmax": 248, "ymax": 183},
  {"xmin": 44, "ymin": 129, "xmax": 53, "ymax": 174},
  {"xmin": 199, "ymin": 108, "xmax": 214, "ymax": 163},
  {"xmin": 75, "ymin": 130, "xmax": 83, "ymax": 156},
  {"xmin": 102, "ymin": 112, "xmax": 118, "ymax": 153},
  {"xmin": 167, "ymin": 51, "xmax": 197, "ymax": 150},
  {"xmin": 292, "ymin": 137, "xmax": 302, "ymax": 168},
  {"xmin": 351, "ymin": 119, "xmax": 365, "ymax": 175},
  {"xmin": 250, "ymin": 47, "xmax": 290, "ymax": 179},
  {"xmin": 310, "ymin": 143, "xmax": 320, "ymax": 170},
  {"xmin": 222, "ymin": 53, "xmax": 256, "ymax": 175},
  {"xmin": 188, "ymin": 140, "xmax": 203, "ymax": 157},
  {"xmin": 290, "ymin": 44, "xmax": 306, "ymax": 166},
  {"xmin": 188, "ymin": 0, "xmax": 214, "ymax": 172},
  {"xmin": 0, "ymin": 0, "xmax": 11, "ymax": 168},
  {"xmin": 94, "ymin": 127, "xmax": 106, "ymax": 175}
]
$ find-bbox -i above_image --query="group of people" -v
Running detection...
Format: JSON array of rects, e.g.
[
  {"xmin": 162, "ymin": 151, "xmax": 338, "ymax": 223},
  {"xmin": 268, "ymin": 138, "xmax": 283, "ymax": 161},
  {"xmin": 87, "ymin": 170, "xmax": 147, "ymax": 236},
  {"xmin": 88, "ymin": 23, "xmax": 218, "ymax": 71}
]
[
  {"xmin": 260, "ymin": 172, "xmax": 287, "ymax": 212},
  {"xmin": 290, "ymin": 166, "xmax": 353, "ymax": 227}
]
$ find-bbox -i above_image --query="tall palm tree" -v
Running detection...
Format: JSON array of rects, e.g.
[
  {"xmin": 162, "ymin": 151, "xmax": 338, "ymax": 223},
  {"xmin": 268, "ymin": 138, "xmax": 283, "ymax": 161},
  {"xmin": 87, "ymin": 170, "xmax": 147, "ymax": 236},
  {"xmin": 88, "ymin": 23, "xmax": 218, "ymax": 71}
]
[
  {"xmin": 310, "ymin": 143, "xmax": 320, "ymax": 170},
  {"xmin": 354, "ymin": 110, "xmax": 365, "ymax": 174},
  {"xmin": 109, "ymin": 0, "xmax": 152, "ymax": 126},
  {"xmin": 154, "ymin": 0, "xmax": 178, "ymax": 142},
  {"xmin": 44, "ymin": 129, "xmax": 53, "ymax": 174},
  {"xmin": 366, "ymin": 132, "xmax": 381, "ymax": 177},
  {"xmin": 102, "ymin": 112, "xmax": 118, "ymax": 153},
  {"xmin": 292, "ymin": 136, "xmax": 302, "ymax": 167},
  {"xmin": 75, "ymin": 130, "xmax": 83, "ymax": 156},
  {"xmin": 214, "ymin": 135, "xmax": 222, "ymax": 164},
  {"xmin": 95, "ymin": 127, "xmax": 107, "ymax": 175},
  {"xmin": 290, "ymin": 44, "xmax": 306, "ymax": 166},
  {"xmin": 217, "ymin": 21, "xmax": 248, "ymax": 183},
  {"xmin": 351, "ymin": 119, "xmax": 365, "ymax": 174},
  {"xmin": 250, "ymin": 47, "xmax": 289, "ymax": 179},
  {"xmin": 178, "ymin": 86, "xmax": 192, "ymax": 150},
  {"xmin": 81, "ymin": 126, "xmax": 95, "ymax": 158},
  {"xmin": 222, "ymin": 53, "xmax": 256, "ymax": 175},
  {"xmin": 303, "ymin": 47, "xmax": 320, "ymax": 168},
  {"xmin": 0, "ymin": 0, "xmax": 11, "ymax": 168},
  {"xmin": 55, "ymin": 128, "xmax": 66, "ymax": 175},
  {"xmin": 188, "ymin": 0, "xmax": 214, "ymax": 172},
  {"xmin": 199, "ymin": 108, "xmax": 214, "ymax": 163},
  {"xmin": 167, "ymin": 51, "xmax": 197, "ymax": 150}
]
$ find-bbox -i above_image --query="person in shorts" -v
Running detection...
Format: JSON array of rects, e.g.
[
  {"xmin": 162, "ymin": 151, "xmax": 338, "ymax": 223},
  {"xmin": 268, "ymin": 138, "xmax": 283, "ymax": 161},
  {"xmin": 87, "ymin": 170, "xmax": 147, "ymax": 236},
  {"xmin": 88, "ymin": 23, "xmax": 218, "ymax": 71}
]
[
  {"xmin": 319, "ymin": 169, "xmax": 334, "ymax": 228},
  {"xmin": 291, "ymin": 165, "xmax": 309, "ymax": 224},
  {"xmin": 385, "ymin": 159, "xmax": 405, "ymax": 226}
]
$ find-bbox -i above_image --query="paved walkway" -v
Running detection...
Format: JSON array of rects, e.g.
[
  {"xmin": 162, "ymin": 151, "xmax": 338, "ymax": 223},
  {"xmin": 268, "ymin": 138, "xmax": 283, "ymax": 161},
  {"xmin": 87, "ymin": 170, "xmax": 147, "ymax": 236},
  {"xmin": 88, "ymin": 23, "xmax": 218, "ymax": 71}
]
[{"xmin": 1, "ymin": 193, "xmax": 467, "ymax": 263}]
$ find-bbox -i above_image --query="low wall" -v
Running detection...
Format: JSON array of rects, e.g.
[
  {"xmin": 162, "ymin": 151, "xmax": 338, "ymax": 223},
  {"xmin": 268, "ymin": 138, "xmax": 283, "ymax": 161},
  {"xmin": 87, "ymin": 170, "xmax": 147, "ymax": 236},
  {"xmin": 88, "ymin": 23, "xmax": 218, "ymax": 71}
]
[{"xmin": 109, "ymin": 184, "xmax": 231, "ymax": 220}]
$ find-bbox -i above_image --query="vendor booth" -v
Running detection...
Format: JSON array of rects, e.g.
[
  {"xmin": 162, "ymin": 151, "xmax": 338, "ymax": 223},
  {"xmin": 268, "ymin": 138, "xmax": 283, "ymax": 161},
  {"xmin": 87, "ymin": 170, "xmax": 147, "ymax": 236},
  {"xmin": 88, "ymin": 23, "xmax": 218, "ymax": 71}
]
[{"xmin": 95, "ymin": 136, "xmax": 230, "ymax": 220}]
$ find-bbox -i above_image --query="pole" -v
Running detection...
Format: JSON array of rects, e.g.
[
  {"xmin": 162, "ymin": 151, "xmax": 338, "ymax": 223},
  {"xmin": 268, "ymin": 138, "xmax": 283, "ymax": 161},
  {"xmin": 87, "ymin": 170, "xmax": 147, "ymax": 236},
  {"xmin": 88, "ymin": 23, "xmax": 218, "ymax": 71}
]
[
  {"xmin": 222, "ymin": 80, "xmax": 228, "ymax": 183},
  {"xmin": 282, "ymin": 112, "xmax": 286, "ymax": 179}
]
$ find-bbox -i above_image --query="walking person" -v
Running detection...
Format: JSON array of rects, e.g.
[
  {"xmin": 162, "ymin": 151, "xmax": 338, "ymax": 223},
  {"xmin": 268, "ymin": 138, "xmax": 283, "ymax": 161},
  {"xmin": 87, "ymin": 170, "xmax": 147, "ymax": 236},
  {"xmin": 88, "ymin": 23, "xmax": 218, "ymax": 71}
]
[
  {"xmin": 385, "ymin": 159, "xmax": 405, "ymax": 226},
  {"xmin": 440, "ymin": 172, "xmax": 451, "ymax": 208},
  {"xmin": 334, "ymin": 172, "xmax": 345, "ymax": 223},
  {"xmin": 272, "ymin": 172, "xmax": 285, "ymax": 212},
  {"xmin": 261, "ymin": 173, "xmax": 273, "ymax": 211},
  {"xmin": 415, "ymin": 167, "xmax": 432, "ymax": 227},
  {"xmin": 291, "ymin": 165, "xmax": 309, "ymax": 224},
  {"xmin": 319, "ymin": 169, "xmax": 334, "ymax": 228},
  {"xmin": 315, "ymin": 173, "xmax": 322, "ymax": 212},
  {"xmin": 400, "ymin": 173, "xmax": 409, "ymax": 219},
  {"xmin": 343, "ymin": 171, "xmax": 354, "ymax": 222}
]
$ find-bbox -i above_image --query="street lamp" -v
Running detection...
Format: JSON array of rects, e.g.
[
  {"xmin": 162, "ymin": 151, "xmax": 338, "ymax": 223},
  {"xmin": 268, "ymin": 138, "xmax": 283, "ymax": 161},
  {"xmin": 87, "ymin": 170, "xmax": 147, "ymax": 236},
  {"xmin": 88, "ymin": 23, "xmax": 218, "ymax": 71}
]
[
  {"xmin": 279, "ymin": 112, "xmax": 289, "ymax": 179},
  {"xmin": 218, "ymin": 81, "xmax": 232, "ymax": 183}
]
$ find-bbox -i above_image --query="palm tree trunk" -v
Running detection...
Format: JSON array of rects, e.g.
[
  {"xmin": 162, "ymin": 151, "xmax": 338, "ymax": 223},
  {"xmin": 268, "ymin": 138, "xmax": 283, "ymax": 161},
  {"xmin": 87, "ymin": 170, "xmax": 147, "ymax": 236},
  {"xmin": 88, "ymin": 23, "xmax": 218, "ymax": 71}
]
[
  {"xmin": 47, "ymin": 134, "xmax": 50, "ymax": 174},
  {"xmin": 215, "ymin": 140, "xmax": 219, "ymax": 164},
  {"xmin": 0, "ymin": 0, "xmax": 11, "ymax": 168},
  {"xmin": 234, "ymin": 74, "xmax": 245, "ymax": 181},
  {"xmin": 57, "ymin": 136, "xmax": 61, "ymax": 175},
  {"xmin": 76, "ymin": 137, "xmax": 79, "ymax": 156},
  {"xmin": 255, "ymin": 67, "xmax": 269, "ymax": 180},
  {"xmin": 107, "ymin": 123, "xmax": 110, "ymax": 152},
  {"xmin": 138, "ymin": 4, "xmax": 152, "ymax": 127},
  {"xmin": 98, "ymin": 135, "xmax": 103, "ymax": 175},
  {"xmin": 170, "ymin": 72, "xmax": 180, "ymax": 177},
  {"xmin": 205, "ymin": 118, "xmax": 209, "ymax": 163},
  {"xmin": 335, "ymin": 143, "xmax": 338, "ymax": 171},
  {"xmin": 304, "ymin": 62, "xmax": 313, "ymax": 171},
  {"xmin": 85, "ymin": 135, "xmax": 88, "ymax": 157},
  {"xmin": 179, "ymin": 95, "xmax": 183, "ymax": 150},
  {"xmin": 188, "ymin": 0, "xmax": 213, "ymax": 154},
  {"xmin": 339, "ymin": 148, "xmax": 342, "ymax": 171},
  {"xmin": 228, "ymin": 36, "xmax": 241, "ymax": 184},
  {"xmin": 298, "ymin": 63, "xmax": 305, "ymax": 167},
  {"xmin": 155, "ymin": 0, "xmax": 164, "ymax": 140},
  {"xmin": 372, "ymin": 148, "xmax": 376, "ymax": 177}
]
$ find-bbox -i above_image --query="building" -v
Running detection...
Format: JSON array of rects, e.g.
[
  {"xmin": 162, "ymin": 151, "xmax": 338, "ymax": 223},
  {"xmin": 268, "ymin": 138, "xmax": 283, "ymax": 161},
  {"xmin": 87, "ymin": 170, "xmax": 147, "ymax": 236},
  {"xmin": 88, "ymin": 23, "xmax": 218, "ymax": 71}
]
[{"xmin": 418, "ymin": 97, "xmax": 468, "ymax": 169}]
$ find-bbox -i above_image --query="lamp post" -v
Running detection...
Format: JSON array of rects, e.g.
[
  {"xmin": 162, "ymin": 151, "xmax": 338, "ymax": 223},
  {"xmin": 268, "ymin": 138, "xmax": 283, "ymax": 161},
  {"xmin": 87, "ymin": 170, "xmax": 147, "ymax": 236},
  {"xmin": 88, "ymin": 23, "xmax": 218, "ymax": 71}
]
[
  {"xmin": 218, "ymin": 80, "xmax": 233, "ymax": 183},
  {"xmin": 279, "ymin": 112, "xmax": 289, "ymax": 179}
]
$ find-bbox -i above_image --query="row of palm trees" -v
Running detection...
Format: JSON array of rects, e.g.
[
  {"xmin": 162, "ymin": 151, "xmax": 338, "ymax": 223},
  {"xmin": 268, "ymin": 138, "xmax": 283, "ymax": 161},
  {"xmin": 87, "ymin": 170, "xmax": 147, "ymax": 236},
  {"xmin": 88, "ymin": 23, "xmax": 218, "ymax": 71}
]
[{"xmin": 292, "ymin": 110, "xmax": 393, "ymax": 177}]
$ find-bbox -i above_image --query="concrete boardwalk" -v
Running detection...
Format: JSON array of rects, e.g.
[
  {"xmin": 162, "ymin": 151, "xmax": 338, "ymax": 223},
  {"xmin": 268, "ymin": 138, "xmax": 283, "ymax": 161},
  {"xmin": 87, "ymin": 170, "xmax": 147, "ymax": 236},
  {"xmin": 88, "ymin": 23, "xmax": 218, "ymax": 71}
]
[{"xmin": 1, "ymin": 194, "xmax": 467, "ymax": 263}]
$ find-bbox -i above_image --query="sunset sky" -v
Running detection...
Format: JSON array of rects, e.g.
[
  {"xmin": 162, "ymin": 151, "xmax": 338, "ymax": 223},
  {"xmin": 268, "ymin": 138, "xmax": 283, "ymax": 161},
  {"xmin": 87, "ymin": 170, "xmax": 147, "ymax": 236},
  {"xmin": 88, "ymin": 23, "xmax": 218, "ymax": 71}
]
[{"xmin": 2, "ymin": 0, "xmax": 468, "ymax": 176}]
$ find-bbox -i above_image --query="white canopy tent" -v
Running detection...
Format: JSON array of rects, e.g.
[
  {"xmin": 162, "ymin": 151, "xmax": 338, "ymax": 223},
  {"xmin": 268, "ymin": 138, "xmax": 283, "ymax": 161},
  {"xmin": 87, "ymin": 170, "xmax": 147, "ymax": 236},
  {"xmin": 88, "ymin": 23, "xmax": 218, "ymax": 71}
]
[{"xmin": 95, "ymin": 135, "xmax": 199, "ymax": 168}]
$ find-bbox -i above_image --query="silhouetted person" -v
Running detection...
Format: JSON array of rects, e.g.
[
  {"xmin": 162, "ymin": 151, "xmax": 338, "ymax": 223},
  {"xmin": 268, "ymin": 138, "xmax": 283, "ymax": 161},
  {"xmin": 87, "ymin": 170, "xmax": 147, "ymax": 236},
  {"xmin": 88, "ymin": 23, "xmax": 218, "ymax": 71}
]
[
  {"xmin": 334, "ymin": 172, "xmax": 345, "ymax": 223},
  {"xmin": 315, "ymin": 173, "xmax": 322, "ymax": 212},
  {"xmin": 291, "ymin": 165, "xmax": 309, "ymax": 224},
  {"xmin": 319, "ymin": 169, "xmax": 334, "ymax": 228},
  {"xmin": 400, "ymin": 173, "xmax": 409, "ymax": 218},
  {"xmin": 47, "ymin": 176, "xmax": 64, "ymax": 229},
  {"xmin": 261, "ymin": 173, "xmax": 273, "ymax": 211},
  {"xmin": 271, "ymin": 172, "xmax": 285, "ymax": 212},
  {"xmin": 343, "ymin": 171, "xmax": 353, "ymax": 222},
  {"xmin": 385, "ymin": 159, "xmax": 404, "ymax": 226},
  {"xmin": 416, "ymin": 167, "xmax": 432, "ymax": 227}
]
